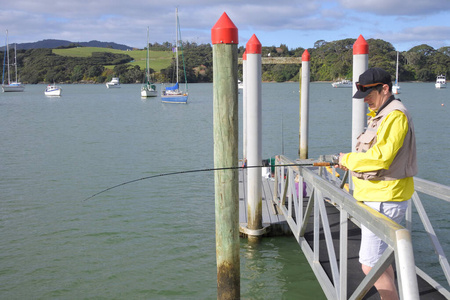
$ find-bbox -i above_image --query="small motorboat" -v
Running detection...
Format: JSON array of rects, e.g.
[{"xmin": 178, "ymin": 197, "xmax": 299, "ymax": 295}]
[
  {"xmin": 331, "ymin": 79, "xmax": 352, "ymax": 88},
  {"xmin": 435, "ymin": 74, "xmax": 446, "ymax": 89},
  {"xmin": 44, "ymin": 84, "xmax": 62, "ymax": 96},
  {"xmin": 106, "ymin": 77, "xmax": 121, "ymax": 88}
]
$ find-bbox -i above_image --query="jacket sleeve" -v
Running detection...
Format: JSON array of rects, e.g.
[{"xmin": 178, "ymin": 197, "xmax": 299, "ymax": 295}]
[{"xmin": 341, "ymin": 110, "xmax": 409, "ymax": 173}]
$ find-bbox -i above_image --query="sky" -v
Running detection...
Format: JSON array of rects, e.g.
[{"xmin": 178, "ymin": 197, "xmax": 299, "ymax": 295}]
[{"xmin": 1, "ymin": 0, "xmax": 450, "ymax": 52}]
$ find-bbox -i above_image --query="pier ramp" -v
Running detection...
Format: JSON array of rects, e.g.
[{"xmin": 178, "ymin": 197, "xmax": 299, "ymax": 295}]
[{"xmin": 239, "ymin": 155, "xmax": 450, "ymax": 299}]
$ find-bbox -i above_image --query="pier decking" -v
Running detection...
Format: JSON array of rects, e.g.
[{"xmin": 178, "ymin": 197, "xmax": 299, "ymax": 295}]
[
  {"xmin": 239, "ymin": 167, "xmax": 290, "ymax": 236},
  {"xmin": 238, "ymin": 157, "xmax": 450, "ymax": 299}
]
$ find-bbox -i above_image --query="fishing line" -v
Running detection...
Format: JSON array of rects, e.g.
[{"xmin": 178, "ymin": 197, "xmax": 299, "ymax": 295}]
[{"xmin": 83, "ymin": 162, "xmax": 334, "ymax": 201}]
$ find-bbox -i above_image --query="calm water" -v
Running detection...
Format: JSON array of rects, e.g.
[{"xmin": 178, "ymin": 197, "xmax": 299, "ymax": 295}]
[{"xmin": 0, "ymin": 82, "xmax": 448, "ymax": 299}]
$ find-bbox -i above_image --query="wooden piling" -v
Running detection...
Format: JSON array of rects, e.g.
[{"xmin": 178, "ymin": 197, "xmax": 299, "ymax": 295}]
[{"xmin": 211, "ymin": 12, "xmax": 240, "ymax": 300}]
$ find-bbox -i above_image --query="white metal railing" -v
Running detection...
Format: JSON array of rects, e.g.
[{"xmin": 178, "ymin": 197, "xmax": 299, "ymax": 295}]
[{"xmin": 271, "ymin": 155, "xmax": 450, "ymax": 300}]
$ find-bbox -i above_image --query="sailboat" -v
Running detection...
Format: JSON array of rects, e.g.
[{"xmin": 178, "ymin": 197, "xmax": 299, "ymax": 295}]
[
  {"xmin": 141, "ymin": 27, "xmax": 157, "ymax": 97},
  {"xmin": 392, "ymin": 51, "xmax": 401, "ymax": 94},
  {"xmin": 161, "ymin": 7, "xmax": 188, "ymax": 103},
  {"xmin": 2, "ymin": 30, "xmax": 25, "ymax": 92}
]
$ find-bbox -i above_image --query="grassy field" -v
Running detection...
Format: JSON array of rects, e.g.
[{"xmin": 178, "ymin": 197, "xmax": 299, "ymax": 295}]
[{"xmin": 52, "ymin": 47, "xmax": 173, "ymax": 72}]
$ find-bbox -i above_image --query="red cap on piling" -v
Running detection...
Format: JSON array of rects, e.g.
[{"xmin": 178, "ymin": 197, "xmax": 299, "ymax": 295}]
[
  {"xmin": 246, "ymin": 34, "xmax": 261, "ymax": 54},
  {"xmin": 243, "ymin": 50, "xmax": 247, "ymax": 60},
  {"xmin": 211, "ymin": 12, "xmax": 238, "ymax": 44},
  {"xmin": 302, "ymin": 49, "xmax": 310, "ymax": 61},
  {"xmin": 353, "ymin": 35, "xmax": 369, "ymax": 55}
]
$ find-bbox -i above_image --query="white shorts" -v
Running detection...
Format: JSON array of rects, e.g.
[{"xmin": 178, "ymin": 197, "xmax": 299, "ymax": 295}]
[{"xmin": 359, "ymin": 200, "xmax": 409, "ymax": 267}]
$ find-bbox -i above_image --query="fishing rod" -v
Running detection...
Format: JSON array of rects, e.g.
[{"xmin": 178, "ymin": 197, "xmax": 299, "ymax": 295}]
[{"xmin": 83, "ymin": 160, "xmax": 338, "ymax": 201}]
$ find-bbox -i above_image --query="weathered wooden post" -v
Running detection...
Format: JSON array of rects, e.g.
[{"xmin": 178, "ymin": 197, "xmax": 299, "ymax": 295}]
[
  {"xmin": 211, "ymin": 12, "xmax": 240, "ymax": 300},
  {"xmin": 299, "ymin": 50, "xmax": 310, "ymax": 159},
  {"xmin": 243, "ymin": 34, "xmax": 265, "ymax": 237}
]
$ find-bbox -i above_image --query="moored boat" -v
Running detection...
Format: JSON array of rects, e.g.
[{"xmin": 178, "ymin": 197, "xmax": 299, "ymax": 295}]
[
  {"xmin": 106, "ymin": 77, "xmax": 120, "ymax": 88},
  {"xmin": 141, "ymin": 27, "xmax": 157, "ymax": 98},
  {"xmin": 2, "ymin": 30, "xmax": 25, "ymax": 92},
  {"xmin": 161, "ymin": 8, "xmax": 188, "ymax": 104},
  {"xmin": 435, "ymin": 74, "xmax": 446, "ymax": 89},
  {"xmin": 392, "ymin": 51, "xmax": 401, "ymax": 94},
  {"xmin": 44, "ymin": 84, "xmax": 62, "ymax": 96},
  {"xmin": 2, "ymin": 82, "xmax": 25, "ymax": 92},
  {"xmin": 331, "ymin": 79, "xmax": 352, "ymax": 88}
]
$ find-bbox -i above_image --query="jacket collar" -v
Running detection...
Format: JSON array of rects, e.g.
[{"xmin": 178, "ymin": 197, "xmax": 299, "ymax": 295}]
[{"xmin": 376, "ymin": 95, "xmax": 398, "ymax": 116}]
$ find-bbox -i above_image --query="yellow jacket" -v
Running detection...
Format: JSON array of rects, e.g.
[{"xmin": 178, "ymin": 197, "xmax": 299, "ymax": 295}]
[{"xmin": 341, "ymin": 108, "xmax": 415, "ymax": 202}]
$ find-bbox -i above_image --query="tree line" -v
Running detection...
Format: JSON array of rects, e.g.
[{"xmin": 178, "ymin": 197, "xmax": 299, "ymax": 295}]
[{"xmin": 2, "ymin": 38, "xmax": 449, "ymax": 84}]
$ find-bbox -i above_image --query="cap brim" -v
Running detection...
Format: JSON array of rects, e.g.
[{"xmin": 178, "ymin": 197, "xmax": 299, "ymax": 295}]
[{"xmin": 353, "ymin": 87, "xmax": 373, "ymax": 99}]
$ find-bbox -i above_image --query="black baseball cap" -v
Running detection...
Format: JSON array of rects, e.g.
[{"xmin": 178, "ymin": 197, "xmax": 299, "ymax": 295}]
[{"xmin": 353, "ymin": 68, "xmax": 392, "ymax": 99}]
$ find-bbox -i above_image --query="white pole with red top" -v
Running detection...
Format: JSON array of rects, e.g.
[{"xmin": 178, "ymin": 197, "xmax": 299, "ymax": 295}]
[
  {"xmin": 350, "ymin": 35, "xmax": 369, "ymax": 192},
  {"xmin": 299, "ymin": 50, "xmax": 310, "ymax": 159},
  {"xmin": 244, "ymin": 34, "xmax": 265, "ymax": 236},
  {"xmin": 352, "ymin": 35, "xmax": 369, "ymax": 152},
  {"xmin": 242, "ymin": 51, "xmax": 247, "ymax": 161}
]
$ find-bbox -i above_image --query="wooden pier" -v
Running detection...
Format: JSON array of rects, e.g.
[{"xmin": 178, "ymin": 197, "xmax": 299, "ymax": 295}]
[
  {"xmin": 238, "ymin": 157, "xmax": 450, "ymax": 299},
  {"xmin": 239, "ymin": 166, "xmax": 290, "ymax": 236}
]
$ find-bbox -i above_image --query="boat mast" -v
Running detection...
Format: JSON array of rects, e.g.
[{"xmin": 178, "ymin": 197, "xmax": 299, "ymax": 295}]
[
  {"xmin": 395, "ymin": 51, "xmax": 399, "ymax": 85},
  {"xmin": 175, "ymin": 7, "xmax": 179, "ymax": 85},
  {"xmin": 1, "ymin": 45, "xmax": 4, "ymax": 85},
  {"xmin": 146, "ymin": 26, "xmax": 150, "ymax": 81},
  {"xmin": 6, "ymin": 30, "xmax": 10, "ymax": 85},
  {"xmin": 14, "ymin": 43, "xmax": 18, "ymax": 83}
]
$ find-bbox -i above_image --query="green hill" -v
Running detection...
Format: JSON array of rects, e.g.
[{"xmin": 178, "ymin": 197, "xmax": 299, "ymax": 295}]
[
  {"xmin": 53, "ymin": 47, "xmax": 173, "ymax": 72},
  {"xmin": 4, "ymin": 39, "xmax": 449, "ymax": 84}
]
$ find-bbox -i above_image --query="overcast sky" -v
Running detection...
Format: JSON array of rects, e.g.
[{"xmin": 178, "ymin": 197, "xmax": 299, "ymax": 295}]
[{"xmin": 1, "ymin": 0, "xmax": 450, "ymax": 52}]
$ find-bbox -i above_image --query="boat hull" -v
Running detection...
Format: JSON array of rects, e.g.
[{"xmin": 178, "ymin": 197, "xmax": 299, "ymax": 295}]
[
  {"xmin": 141, "ymin": 84, "xmax": 157, "ymax": 97},
  {"xmin": 141, "ymin": 90, "xmax": 158, "ymax": 97},
  {"xmin": 161, "ymin": 94, "xmax": 188, "ymax": 103},
  {"xmin": 45, "ymin": 88, "xmax": 62, "ymax": 96},
  {"xmin": 393, "ymin": 85, "xmax": 401, "ymax": 94},
  {"xmin": 435, "ymin": 83, "xmax": 446, "ymax": 89},
  {"xmin": 2, "ymin": 83, "xmax": 25, "ymax": 92}
]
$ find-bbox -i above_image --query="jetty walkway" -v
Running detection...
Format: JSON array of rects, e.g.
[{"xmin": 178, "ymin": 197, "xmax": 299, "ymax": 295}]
[{"xmin": 238, "ymin": 155, "xmax": 450, "ymax": 299}]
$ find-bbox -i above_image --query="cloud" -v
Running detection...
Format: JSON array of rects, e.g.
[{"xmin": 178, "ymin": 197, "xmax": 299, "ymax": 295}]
[
  {"xmin": 1, "ymin": 0, "xmax": 449, "ymax": 51},
  {"xmin": 381, "ymin": 26, "xmax": 450, "ymax": 46},
  {"xmin": 339, "ymin": 0, "xmax": 450, "ymax": 16}
]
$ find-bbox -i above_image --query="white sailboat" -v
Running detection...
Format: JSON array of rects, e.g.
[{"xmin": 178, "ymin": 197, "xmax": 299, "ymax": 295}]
[
  {"xmin": 392, "ymin": 51, "xmax": 401, "ymax": 94},
  {"xmin": 161, "ymin": 7, "xmax": 188, "ymax": 104},
  {"xmin": 2, "ymin": 30, "xmax": 25, "ymax": 92},
  {"xmin": 141, "ymin": 27, "xmax": 157, "ymax": 97}
]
